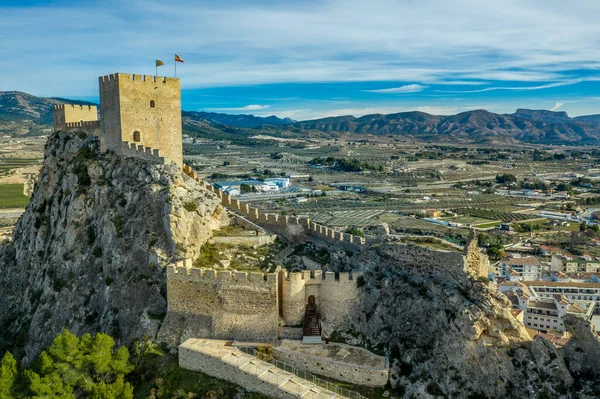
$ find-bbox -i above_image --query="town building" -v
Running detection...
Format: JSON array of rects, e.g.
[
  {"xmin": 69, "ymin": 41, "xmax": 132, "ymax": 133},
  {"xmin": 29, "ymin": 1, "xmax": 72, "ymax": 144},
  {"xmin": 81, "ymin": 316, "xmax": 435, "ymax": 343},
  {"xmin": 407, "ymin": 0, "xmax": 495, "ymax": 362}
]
[
  {"xmin": 499, "ymin": 256, "xmax": 542, "ymax": 281},
  {"xmin": 523, "ymin": 281, "xmax": 600, "ymax": 315},
  {"xmin": 500, "ymin": 282, "xmax": 596, "ymax": 333},
  {"xmin": 551, "ymin": 254, "xmax": 600, "ymax": 274}
]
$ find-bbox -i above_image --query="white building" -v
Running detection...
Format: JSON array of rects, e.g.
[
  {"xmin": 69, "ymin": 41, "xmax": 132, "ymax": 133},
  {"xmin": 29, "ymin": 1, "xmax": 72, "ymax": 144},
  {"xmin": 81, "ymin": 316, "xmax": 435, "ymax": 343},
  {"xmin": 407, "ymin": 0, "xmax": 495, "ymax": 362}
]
[{"xmin": 499, "ymin": 256, "xmax": 542, "ymax": 281}]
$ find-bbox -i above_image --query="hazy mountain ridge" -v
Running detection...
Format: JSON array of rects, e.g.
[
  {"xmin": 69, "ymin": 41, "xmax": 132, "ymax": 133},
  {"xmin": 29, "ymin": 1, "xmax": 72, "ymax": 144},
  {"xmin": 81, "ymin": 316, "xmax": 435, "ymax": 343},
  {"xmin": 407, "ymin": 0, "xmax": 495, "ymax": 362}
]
[
  {"xmin": 182, "ymin": 110, "xmax": 294, "ymax": 128},
  {"xmin": 2, "ymin": 90, "xmax": 600, "ymax": 145},
  {"xmin": 290, "ymin": 108, "xmax": 600, "ymax": 145}
]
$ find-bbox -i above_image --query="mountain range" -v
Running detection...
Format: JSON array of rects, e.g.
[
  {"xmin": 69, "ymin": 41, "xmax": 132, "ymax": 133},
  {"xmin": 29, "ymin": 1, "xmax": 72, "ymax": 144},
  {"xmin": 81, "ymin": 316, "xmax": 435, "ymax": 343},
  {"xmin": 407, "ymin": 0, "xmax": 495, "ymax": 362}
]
[{"xmin": 2, "ymin": 90, "xmax": 600, "ymax": 145}]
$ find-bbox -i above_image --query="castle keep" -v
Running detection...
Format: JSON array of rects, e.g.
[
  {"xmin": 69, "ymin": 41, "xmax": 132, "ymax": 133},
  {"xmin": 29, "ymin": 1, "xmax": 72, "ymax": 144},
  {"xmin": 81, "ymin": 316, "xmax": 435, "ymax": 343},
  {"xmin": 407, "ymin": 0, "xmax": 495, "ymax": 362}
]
[{"xmin": 53, "ymin": 73, "xmax": 183, "ymax": 167}]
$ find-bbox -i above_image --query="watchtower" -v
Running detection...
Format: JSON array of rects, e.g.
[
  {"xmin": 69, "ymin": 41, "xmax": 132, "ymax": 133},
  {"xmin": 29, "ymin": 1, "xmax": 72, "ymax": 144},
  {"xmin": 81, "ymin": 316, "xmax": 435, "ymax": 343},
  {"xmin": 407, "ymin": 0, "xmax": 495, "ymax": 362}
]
[
  {"xmin": 53, "ymin": 104, "xmax": 99, "ymax": 133},
  {"xmin": 99, "ymin": 73, "xmax": 183, "ymax": 167}
]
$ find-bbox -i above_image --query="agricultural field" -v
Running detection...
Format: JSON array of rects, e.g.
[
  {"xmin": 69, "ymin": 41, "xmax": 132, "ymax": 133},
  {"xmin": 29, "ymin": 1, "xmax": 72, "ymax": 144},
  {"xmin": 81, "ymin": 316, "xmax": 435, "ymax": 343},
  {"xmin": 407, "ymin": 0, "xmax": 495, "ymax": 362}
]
[
  {"xmin": 306, "ymin": 210, "xmax": 384, "ymax": 227},
  {"xmin": 0, "ymin": 184, "xmax": 30, "ymax": 209}
]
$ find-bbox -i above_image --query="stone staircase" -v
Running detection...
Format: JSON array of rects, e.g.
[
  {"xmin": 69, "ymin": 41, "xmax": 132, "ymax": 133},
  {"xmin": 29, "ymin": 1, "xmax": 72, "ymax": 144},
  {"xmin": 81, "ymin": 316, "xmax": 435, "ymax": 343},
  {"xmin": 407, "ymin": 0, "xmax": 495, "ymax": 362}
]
[{"xmin": 302, "ymin": 304, "xmax": 323, "ymax": 345}]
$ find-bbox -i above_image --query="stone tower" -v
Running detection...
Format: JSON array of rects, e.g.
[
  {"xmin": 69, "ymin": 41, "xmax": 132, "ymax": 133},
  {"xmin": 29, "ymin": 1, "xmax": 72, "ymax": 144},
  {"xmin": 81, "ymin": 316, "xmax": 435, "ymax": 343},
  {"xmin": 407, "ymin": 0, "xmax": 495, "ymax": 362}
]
[
  {"xmin": 53, "ymin": 104, "xmax": 100, "ymax": 136},
  {"xmin": 99, "ymin": 73, "xmax": 183, "ymax": 167},
  {"xmin": 464, "ymin": 229, "xmax": 489, "ymax": 279}
]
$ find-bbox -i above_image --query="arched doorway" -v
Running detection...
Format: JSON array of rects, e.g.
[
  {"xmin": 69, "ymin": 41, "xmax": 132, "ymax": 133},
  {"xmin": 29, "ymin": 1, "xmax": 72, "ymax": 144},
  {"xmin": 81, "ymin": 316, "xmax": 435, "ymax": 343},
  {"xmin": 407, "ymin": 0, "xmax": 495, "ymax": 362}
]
[
  {"xmin": 303, "ymin": 295, "xmax": 321, "ymax": 338},
  {"xmin": 133, "ymin": 131, "xmax": 141, "ymax": 142}
]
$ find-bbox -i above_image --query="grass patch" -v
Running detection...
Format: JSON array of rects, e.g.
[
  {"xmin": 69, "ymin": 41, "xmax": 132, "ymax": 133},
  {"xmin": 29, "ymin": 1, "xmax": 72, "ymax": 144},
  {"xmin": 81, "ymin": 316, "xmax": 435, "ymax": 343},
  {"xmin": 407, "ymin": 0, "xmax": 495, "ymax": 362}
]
[{"xmin": 0, "ymin": 184, "xmax": 30, "ymax": 209}]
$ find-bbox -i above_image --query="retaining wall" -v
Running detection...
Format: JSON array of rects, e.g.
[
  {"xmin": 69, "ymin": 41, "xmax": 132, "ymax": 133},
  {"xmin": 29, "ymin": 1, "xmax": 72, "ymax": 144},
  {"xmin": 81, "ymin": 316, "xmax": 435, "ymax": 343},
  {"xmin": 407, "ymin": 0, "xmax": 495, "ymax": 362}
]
[
  {"xmin": 210, "ymin": 234, "xmax": 277, "ymax": 247},
  {"xmin": 273, "ymin": 341, "xmax": 389, "ymax": 387}
]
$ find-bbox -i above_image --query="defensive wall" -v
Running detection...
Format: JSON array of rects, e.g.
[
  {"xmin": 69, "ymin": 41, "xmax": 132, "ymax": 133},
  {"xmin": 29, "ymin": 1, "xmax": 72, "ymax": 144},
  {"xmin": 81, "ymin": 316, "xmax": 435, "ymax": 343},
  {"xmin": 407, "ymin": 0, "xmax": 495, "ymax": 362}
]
[
  {"xmin": 210, "ymin": 234, "xmax": 277, "ymax": 247},
  {"xmin": 163, "ymin": 259, "xmax": 279, "ymax": 341},
  {"xmin": 162, "ymin": 259, "xmax": 363, "ymax": 342},
  {"xmin": 279, "ymin": 269, "xmax": 363, "ymax": 331},
  {"xmin": 99, "ymin": 73, "xmax": 183, "ymax": 167},
  {"xmin": 119, "ymin": 142, "xmax": 166, "ymax": 164},
  {"xmin": 181, "ymin": 166, "xmax": 366, "ymax": 250},
  {"xmin": 53, "ymin": 104, "xmax": 99, "ymax": 135}
]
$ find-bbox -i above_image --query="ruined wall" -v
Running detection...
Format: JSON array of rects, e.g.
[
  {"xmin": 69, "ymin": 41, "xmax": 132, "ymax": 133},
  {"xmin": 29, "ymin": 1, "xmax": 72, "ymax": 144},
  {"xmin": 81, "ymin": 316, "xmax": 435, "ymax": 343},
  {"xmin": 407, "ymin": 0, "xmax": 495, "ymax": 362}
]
[
  {"xmin": 99, "ymin": 73, "xmax": 182, "ymax": 166},
  {"xmin": 210, "ymin": 234, "xmax": 277, "ymax": 247},
  {"xmin": 53, "ymin": 104, "xmax": 98, "ymax": 132},
  {"xmin": 161, "ymin": 260, "xmax": 279, "ymax": 343}
]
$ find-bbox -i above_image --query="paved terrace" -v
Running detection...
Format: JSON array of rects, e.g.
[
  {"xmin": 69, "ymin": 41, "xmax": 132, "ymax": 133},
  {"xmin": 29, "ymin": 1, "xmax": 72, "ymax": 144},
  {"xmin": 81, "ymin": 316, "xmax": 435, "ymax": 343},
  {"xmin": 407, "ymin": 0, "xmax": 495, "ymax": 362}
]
[{"xmin": 179, "ymin": 339, "xmax": 343, "ymax": 398}]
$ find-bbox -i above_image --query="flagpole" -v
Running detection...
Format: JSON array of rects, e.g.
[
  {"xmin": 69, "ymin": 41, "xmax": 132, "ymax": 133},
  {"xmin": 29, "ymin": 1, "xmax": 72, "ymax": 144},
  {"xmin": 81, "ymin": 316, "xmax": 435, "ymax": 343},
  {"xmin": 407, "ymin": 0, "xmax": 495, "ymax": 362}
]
[{"xmin": 175, "ymin": 60, "xmax": 177, "ymax": 78}]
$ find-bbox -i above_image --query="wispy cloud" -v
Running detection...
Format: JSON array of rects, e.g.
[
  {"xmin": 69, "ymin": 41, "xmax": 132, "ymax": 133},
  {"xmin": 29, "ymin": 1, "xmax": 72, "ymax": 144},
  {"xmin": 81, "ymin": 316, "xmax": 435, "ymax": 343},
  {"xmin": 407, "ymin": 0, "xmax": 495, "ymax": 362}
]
[
  {"xmin": 208, "ymin": 104, "xmax": 269, "ymax": 112},
  {"xmin": 436, "ymin": 79, "xmax": 584, "ymax": 94},
  {"xmin": 550, "ymin": 102, "xmax": 565, "ymax": 111},
  {"xmin": 364, "ymin": 84, "xmax": 427, "ymax": 94}
]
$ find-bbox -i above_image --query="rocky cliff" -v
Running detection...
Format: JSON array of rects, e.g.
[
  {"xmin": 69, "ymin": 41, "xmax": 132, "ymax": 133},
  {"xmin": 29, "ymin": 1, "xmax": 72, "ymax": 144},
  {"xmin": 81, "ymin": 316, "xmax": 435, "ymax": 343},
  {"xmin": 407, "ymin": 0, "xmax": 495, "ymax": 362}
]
[
  {"xmin": 332, "ymin": 244, "xmax": 578, "ymax": 398},
  {"xmin": 0, "ymin": 131, "xmax": 226, "ymax": 362}
]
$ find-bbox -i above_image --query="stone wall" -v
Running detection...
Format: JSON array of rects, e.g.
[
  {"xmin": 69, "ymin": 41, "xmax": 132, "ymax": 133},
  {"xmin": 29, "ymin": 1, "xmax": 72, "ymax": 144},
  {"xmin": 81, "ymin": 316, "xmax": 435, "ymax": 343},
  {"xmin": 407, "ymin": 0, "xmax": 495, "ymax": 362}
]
[
  {"xmin": 179, "ymin": 340, "xmax": 295, "ymax": 399},
  {"xmin": 273, "ymin": 341, "xmax": 389, "ymax": 387},
  {"xmin": 99, "ymin": 73, "xmax": 182, "ymax": 166},
  {"xmin": 195, "ymin": 179, "xmax": 365, "ymax": 250},
  {"xmin": 280, "ymin": 270, "xmax": 363, "ymax": 332},
  {"xmin": 53, "ymin": 104, "xmax": 98, "ymax": 132},
  {"xmin": 161, "ymin": 260, "xmax": 279, "ymax": 343},
  {"xmin": 63, "ymin": 121, "xmax": 100, "ymax": 136},
  {"xmin": 210, "ymin": 234, "xmax": 277, "ymax": 247}
]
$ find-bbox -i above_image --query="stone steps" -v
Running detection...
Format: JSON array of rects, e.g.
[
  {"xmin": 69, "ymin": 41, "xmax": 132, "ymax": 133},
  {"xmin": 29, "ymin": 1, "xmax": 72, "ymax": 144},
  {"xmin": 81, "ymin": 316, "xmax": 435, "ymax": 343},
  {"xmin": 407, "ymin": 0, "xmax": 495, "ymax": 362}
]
[{"xmin": 302, "ymin": 336, "xmax": 324, "ymax": 345}]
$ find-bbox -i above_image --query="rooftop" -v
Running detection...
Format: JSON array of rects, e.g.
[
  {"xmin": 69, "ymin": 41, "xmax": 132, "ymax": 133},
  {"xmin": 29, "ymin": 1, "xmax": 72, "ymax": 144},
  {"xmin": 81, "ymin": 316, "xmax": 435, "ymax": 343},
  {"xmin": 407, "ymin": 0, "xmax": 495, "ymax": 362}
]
[{"xmin": 501, "ymin": 257, "xmax": 541, "ymax": 267}]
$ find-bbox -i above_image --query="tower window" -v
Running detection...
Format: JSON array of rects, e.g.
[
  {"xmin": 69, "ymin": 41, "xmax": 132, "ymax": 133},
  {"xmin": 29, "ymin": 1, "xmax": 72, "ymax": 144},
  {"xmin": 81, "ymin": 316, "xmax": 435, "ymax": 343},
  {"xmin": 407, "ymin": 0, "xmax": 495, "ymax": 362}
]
[
  {"xmin": 133, "ymin": 131, "xmax": 141, "ymax": 142},
  {"xmin": 150, "ymin": 100, "xmax": 156, "ymax": 108}
]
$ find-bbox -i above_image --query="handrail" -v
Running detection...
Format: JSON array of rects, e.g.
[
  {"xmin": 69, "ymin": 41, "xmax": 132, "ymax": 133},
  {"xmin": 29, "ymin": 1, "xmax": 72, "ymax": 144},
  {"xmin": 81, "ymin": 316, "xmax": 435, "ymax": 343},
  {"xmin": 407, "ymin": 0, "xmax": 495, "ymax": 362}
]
[{"xmin": 236, "ymin": 345, "xmax": 368, "ymax": 399}]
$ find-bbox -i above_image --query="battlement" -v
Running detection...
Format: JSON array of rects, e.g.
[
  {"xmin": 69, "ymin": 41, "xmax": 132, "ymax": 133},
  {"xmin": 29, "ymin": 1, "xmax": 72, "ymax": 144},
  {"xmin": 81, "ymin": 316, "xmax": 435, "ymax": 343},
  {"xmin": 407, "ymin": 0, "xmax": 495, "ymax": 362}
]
[
  {"xmin": 65, "ymin": 120, "xmax": 100, "ymax": 128},
  {"xmin": 167, "ymin": 260, "xmax": 277, "ymax": 285},
  {"xmin": 99, "ymin": 73, "xmax": 179, "ymax": 85},
  {"xmin": 119, "ymin": 141, "xmax": 166, "ymax": 164},
  {"xmin": 202, "ymin": 182, "xmax": 365, "ymax": 249},
  {"xmin": 54, "ymin": 104, "xmax": 97, "ymax": 111},
  {"xmin": 281, "ymin": 269, "xmax": 362, "ymax": 283}
]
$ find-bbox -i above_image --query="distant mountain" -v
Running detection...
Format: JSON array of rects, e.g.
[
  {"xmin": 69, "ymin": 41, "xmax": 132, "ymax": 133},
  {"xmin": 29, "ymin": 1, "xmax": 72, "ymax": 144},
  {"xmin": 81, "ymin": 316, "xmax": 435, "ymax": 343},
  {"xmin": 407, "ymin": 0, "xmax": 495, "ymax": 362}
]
[
  {"xmin": 2, "ymin": 90, "xmax": 600, "ymax": 145},
  {"xmin": 288, "ymin": 108, "xmax": 600, "ymax": 145},
  {"xmin": 574, "ymin": 114, "xmax": 600, "ymax": 127},
  {"xmin": 0, "ymin": 91, "xmax": 96, "ymax": 136},
  {"xmin": 182, "ymin": 110, "xmax": 294, "ymax": 128},
  {"xmin": 512, "ymin": 108, "xmax": 571, "ymax": 123}
]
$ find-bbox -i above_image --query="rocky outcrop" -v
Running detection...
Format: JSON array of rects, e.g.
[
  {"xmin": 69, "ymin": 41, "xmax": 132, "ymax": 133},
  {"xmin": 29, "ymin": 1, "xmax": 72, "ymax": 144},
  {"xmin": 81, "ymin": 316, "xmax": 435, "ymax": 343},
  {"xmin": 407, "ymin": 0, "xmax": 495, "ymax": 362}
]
[
  {"xmin": 0, "ymin": 131, "xmax": 226, "ymax": 362},
  {"xmin": 563, "ymin": 315, "xmax": 600, "ymax": 395},
  {"xmin": 331, "ymin": 244, "xmax": 574, "ymax": 398}
]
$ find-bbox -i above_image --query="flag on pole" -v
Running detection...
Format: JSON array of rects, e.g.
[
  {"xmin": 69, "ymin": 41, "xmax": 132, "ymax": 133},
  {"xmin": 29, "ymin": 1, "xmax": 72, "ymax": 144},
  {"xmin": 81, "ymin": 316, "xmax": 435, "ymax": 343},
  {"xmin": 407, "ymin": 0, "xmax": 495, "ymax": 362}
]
[
  {"xmin": 175, "ymin": 54, "xmax": 184, "ymax": 63},
  {"xmin": 156, "ymin": 60, "xmax": 164, "ymax": 67}
]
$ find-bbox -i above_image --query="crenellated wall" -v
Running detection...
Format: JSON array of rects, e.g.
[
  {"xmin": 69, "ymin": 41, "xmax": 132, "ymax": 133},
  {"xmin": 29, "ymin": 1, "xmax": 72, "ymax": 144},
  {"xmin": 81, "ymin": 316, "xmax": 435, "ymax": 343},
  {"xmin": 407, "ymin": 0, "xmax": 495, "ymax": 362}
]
[
  {"xmin": 187, "ymin": 175, "xmax": 366, "ymax": 250},
  {"xmin": 162, "ymin": 259, "xmax": 362, "ymax": 342},
  {"xmin": 280, "ymin": 269, "xmax": 363, "ymax": 331},
  {"xmin": 53, "ymin": 104, "xmax": 99, "ymax": 134},
  {"xmin": 162, "ymin": 259, "xmax": 279, "ymax": 342}
]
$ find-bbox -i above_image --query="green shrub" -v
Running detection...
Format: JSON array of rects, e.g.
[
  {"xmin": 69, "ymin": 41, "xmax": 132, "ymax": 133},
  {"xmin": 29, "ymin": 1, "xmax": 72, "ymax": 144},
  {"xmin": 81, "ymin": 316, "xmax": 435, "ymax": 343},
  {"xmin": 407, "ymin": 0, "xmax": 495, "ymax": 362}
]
[{"xmin": 183, "ymin": 201, "xmax": 198, "ymax": 212}]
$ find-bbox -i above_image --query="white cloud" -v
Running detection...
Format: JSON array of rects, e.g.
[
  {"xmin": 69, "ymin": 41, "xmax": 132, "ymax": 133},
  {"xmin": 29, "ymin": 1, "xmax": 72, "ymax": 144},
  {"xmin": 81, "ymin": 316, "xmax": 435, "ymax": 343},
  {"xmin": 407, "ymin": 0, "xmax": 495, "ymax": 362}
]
[
  {"xmin": 208, "ymin": 104, "xmax": 269, "ymax": 112},
  {"xmin": 550, "ymin": 102, "xmax": 565, "ymax": 111},
  {"xmin": 364, "ymin": 84, "xmax": 427, "ymax": 94},
  {"xmin": 436, "ymin": 79, "xmax": 584, "ymax": 94}
]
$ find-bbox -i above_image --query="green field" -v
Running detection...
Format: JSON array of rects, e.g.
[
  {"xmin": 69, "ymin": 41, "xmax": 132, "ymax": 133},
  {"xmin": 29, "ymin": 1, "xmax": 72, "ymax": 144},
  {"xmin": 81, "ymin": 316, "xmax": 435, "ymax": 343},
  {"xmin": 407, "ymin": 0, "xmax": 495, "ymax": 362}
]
[
  {"xmin": 0, "ymin": 158, "xmax": 40, "ymax": 175},
  {"xmin": 0, "ymin": 184, "xmax": 30, "ymax": 208}
]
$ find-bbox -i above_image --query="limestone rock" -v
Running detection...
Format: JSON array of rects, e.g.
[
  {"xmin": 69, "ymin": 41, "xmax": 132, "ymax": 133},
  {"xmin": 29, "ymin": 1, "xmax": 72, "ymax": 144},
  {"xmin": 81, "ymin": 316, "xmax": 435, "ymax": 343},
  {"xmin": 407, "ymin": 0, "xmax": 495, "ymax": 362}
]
[{"xmin": 0, "ymin": 131, "xmax": 226, "ymax": 362}]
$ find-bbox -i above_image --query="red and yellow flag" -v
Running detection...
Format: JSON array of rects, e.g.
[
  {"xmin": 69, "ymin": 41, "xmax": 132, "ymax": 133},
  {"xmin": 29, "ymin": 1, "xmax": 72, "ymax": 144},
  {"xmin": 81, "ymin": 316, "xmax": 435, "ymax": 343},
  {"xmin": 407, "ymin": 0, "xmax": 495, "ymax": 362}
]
[
  {"xmin": 174, "ymin": 54, "xmax": 184, "ymax": 63},
  {"xmin": 156, "ymin": 59, "xmax": 164, "ymax": 67}
]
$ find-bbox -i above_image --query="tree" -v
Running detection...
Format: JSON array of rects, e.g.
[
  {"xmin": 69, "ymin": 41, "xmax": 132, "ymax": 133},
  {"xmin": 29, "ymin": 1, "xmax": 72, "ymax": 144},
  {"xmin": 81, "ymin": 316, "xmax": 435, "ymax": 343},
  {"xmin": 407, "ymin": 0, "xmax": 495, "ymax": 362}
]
[
  {"xmin": 26, "ymin": 330, "xmax": 134, "ymax": 399},
  {"xmin": 0, "ymin": 352, "xmax": 17, "ymax": 398},
  {"xmin": 240, "ymin": 184, "xmax": 253, "ymax": 194},
  {"xmin": 307, "ymin": 176, "xmax": 313, "ymax": 182}
]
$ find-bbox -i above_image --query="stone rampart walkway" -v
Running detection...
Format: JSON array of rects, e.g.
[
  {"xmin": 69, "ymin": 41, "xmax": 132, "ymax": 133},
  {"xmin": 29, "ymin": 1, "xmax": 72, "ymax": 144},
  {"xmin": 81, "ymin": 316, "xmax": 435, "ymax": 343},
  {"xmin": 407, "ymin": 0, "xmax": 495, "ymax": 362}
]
[{"xmin": 179, "ymin": 339, "xmax": 354, "ymax": 398}]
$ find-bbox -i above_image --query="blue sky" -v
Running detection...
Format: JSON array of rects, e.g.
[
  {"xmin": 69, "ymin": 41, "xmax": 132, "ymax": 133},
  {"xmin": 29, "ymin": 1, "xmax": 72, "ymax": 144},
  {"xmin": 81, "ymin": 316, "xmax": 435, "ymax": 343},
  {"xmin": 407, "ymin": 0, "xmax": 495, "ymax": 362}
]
[{"xmin": 1, "ymin": 0, "xmax": 599, "ymax": 120}]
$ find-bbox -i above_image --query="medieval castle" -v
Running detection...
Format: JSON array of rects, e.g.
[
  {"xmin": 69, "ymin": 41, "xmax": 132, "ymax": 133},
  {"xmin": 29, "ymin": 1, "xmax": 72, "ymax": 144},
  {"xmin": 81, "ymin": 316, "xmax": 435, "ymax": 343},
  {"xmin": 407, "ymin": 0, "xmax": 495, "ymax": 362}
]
[
  {"xmin": 54, "ymin": 72, "xmax": 488, "ymax": 351},
  {"xmin": 53, "ymin": 73, "xmax": 182, "ymax": 167}
]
